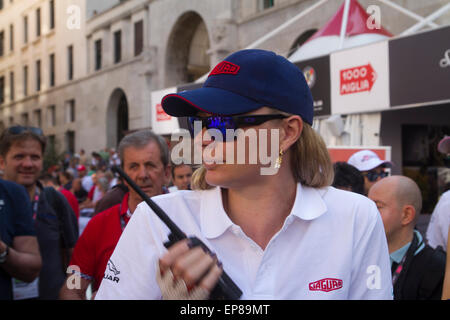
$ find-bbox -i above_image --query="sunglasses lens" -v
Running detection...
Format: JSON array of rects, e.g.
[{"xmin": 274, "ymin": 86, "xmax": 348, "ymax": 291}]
[
  {"xmin": 187, "ymin": 114, "xmax": 286, "ymax": 141},
  {"xmin": 367, "ymin": 171, "xmax": 388, "ymax": 182},
  {"xmin": 187, "ymin": 117, "xmax": 196, "ymax": 135},
  {"xmin": 30, "ymin": 127, "xmax": 43, "ymax": 135},
  {"xmin": 7, "ymin": 126, "xmax": 43, "ymax": 136},
  {"xmin": 187, "ymin": 117, "xmax": 205, "ymax": 137},
  {"xmin": 188, "ymin": 117, "xmax": 236, "ymax": 140},
  {"xmin": 207, "ymin": 117, "xmax": 235, "ymax": 138},
  {"xmin": 7, "ymin": 126, "xmax": 23, "ymax": 134}
]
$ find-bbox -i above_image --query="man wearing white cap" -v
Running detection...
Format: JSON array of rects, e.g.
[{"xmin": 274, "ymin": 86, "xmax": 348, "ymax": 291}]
[
  {"xmin": 426, "ymin": 136, "xmax": 450, "ymax": 252},
  {"xmin": 348, "ymin": 150, "xmax": 393, "ymax": 195}
]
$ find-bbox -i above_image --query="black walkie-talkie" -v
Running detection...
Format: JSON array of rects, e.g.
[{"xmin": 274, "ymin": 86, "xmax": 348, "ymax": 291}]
[{"xmin": 111, "ymin": 166, "xmax": 242, "ymax": 300}]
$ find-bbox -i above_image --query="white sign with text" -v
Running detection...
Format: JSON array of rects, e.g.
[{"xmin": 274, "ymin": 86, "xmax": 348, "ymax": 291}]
[
  {"xmin": 150, "ymin": 88, "xmax": 180, "ymax": 135},
  {"xmin": 331, "ymin": 41, "xmax": 390, "ymax": 115}
]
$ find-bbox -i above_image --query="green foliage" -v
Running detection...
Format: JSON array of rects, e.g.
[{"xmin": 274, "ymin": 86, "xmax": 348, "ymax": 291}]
[{"xmin": 43, "ymin": 137, "xmax": 63, "ymax": 173}]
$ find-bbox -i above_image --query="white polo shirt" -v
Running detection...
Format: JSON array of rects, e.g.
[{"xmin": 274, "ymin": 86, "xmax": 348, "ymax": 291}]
[
  {"xmin": 95, "ymin": 184, "xmax": 393, "ymax": 300},
  {"xmin": 426, "ymin": 190, "xmax": 450, "ymax": 251}
]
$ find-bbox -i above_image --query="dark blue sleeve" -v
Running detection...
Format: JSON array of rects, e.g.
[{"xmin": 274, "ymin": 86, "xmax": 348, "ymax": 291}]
[{"xmin": 8, "ymin": 181, "xmax": 36, "ymax": 237}]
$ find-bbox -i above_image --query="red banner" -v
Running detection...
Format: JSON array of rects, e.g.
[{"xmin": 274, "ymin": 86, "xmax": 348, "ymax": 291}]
[
  {"xmin": 156, "ymin": 103, "xmax": 171, "ymax": 121},
  {"xmin": 328, "ymin": 147, "xmax": 388, "ymax": 163}
]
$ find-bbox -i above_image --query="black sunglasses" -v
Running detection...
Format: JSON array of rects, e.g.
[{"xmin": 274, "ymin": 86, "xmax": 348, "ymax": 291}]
[
  {"xmin": 188, "ymin": 114, "xmax": 288, "ymax": 139},
  {"xmin": 6, "ymin": 126, "xmax": 43, "ymax": 136},
  {"xmin": 364, "ymin": 171, "xmax": 388, "ymax": 182}
]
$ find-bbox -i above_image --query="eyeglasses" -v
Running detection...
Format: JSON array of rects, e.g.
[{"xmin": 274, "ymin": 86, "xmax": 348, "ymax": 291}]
[
  {"xmin": 364, "ymin": 170, "xmax": 388, "ymax": 182},
  {"xmin": 188, "ymin": 114, "xmax": 288, "ymax": 140},
  {"xmin": 6, "ymin": 126, "xmax": 43, "ymax": 136}
]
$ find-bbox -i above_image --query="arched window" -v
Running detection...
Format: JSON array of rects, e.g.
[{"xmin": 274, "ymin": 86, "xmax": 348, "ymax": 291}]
[
  {"xmin": 165, "ymin": 11, "xmax": 210, "ymax": 86},
  {"xmin": 287, "ymin": 29, "xmax": 317, "ymax": 58}
]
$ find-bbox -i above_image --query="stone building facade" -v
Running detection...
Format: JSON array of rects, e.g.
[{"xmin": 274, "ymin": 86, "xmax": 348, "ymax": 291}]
[{"xmin": 1, "ymin": 0, "xmax": 449, "ymax": 155}]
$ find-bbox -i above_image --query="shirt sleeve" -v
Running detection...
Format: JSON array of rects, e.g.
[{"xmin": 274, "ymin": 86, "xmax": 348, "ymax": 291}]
[
  {"xmin": 55, "ymin": 189, "xmax": 79, "ymax": 248},
  {"xmin": 68, "ymin": 217, "xmax": 97, "ymax": 281},
  {"xmin": 95, "ymin": 202, "xmax": 168, "ymax": 300},
  {"xmin": 11, "ymin": 183, "xmax": 36, "ymax": 237},
  {"xmin": 426, "ymin": 194, "xmax": 450, "ymax": 250},
  {"xmin": 348, "ymin": 199, "xmax": 393, "ymax": 300}
]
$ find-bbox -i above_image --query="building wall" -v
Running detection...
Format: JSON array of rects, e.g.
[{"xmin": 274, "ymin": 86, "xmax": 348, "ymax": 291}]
[
  {"xmin": 1, "ymin": 0, "xmax": 449, "ymax": 156},
  {"xmin": 149, "ymin": 0, "xmax": 234, "ymax": 88},
  {"xmin": 81, "ymin": 0, "xmax": 151, "ymax": 149},
  {"xmin": 0, "ymin": 0, "xmax": 87, "ymax": 152}
]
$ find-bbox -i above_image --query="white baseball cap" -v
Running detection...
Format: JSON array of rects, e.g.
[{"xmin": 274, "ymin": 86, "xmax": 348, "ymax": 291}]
[
  {"xmin": 347, "ymin": 150, "xmax": 393, "ymax": 172},
  {"xmin": 437, "ymin": 136, "xmax": 450, "ymax": 154}
]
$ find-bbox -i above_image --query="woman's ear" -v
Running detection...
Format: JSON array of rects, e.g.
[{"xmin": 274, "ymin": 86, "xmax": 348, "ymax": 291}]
[{"xmin": 280, "ymin": 115, "xmax": 303, "ymax": 152}]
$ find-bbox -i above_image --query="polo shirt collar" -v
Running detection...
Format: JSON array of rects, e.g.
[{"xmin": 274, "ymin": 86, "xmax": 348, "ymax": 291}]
[
  {"xmin": 389, "ymin": 230, "xmax": 425, "ymax": 266},
  {"xmin": 119, "ymin": 192, "xmax": 130, "ymax": 217},
  {"xmin": 291, "ymin": 183, "xmax": 328, "ymax": 221},
  {"xmin": 200, "ymin": 183, "xmax": 328, "ymax": 239},
  {"xmin": 390, "ymin": 242, "xmax": 410, "ymax": 266},
  {"xmin": 200, "ymin": 187, "xmax": 234, "ymax": 239}
]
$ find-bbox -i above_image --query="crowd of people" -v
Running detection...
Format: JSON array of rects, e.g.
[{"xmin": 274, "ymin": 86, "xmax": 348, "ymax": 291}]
[
  {"xmin": 0, "ymin": 128, "xmax": 194, "ymax": 300},
  {"xmin": 0, "ymin": 49, "xmax": 449, "ymax": 301}
]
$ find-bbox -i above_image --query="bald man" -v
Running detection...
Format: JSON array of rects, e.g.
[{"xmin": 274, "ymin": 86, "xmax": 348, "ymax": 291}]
[{"xmin": 369, "ymin": 176, "xmax": 446, "ymax": 300}]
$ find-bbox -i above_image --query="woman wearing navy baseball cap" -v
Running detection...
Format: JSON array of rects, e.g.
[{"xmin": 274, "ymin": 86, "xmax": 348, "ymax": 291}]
[{"xmin": 95, "ymin": 50, "xmax": 393, "ymax": 300}]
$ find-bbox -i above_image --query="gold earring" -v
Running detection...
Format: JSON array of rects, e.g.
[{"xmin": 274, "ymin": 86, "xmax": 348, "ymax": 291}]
[{"xmin": 275, "ymin": 149, "xmax": 284, "ymax": 169}]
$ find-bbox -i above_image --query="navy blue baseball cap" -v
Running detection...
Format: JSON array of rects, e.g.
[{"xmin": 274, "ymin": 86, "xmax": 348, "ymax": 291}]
[{"xmin": 161, "ymin": 49, "xmax": 314, "ymax": 125}]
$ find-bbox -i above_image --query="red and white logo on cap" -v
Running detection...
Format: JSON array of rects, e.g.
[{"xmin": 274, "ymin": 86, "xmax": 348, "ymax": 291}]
[
  {"xmin": 209, "ymin": 61, "xmax": 240, "ymax": 76},
  {"xmin": 361, "ymin": 154, "xmax": 377, "ymax": 162}
]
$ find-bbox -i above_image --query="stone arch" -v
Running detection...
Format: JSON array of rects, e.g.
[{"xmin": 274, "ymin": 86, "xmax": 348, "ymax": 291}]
[
  {"xmin": 106, "ymin": 88, "xmax": 129, "ymax": 148},
  {"xmin": 165, "ymin": 11, "xmax": 210, "ymax": 87}
]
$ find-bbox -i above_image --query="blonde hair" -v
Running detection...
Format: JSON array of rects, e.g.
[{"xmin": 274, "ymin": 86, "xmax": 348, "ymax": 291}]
[
  {"xmin": 191, "ymin": 166, "xmax": 211, "ymax": 190},
  {"xmin": 291, "ymin": 123, "xmax": 334, "ymax": 188},
  {"xmin": 191, "ymin": 122, "xmax": 334, "ymax": 190}
]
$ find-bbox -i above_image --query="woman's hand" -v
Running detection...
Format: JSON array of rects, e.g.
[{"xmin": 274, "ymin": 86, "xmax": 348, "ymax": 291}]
[{"xmin": 157, "ymin": 239, "xmax": 223, "ymax": 300}]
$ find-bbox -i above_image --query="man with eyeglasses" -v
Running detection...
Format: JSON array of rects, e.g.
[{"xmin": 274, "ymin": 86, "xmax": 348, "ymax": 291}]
[
  {"xmin": 0, "ymin": 126, "xmax": 78, "ymax": 300},
  {"xmin": 348, "ymin": 150, "xmax": 393, "ymax": 195}
]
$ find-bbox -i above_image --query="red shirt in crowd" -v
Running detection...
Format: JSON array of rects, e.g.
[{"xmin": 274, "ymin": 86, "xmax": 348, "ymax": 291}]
[
  {"xmin": 87, "ymin": 185, "xmax": 96, "ymax": 201},
  {"xmin": 69, "ymin": 193, "xmax": 131, "ymax": 291},
  {"xmin": 59, "ymin": 187, "xmax": 80, "ymax": 221}
]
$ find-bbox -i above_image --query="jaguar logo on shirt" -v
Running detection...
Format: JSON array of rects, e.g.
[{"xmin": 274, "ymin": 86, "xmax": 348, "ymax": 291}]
[
  {"xmin": 309, "ymin": 278, "xmax": 343, "ymax": 292},
  {"xmin": 108, "ymin": 260, "xmax": 120, "ymax": 276},
  {"xmin": 103, "ymin": 260, "xmax": 120, "ymax": 284}
]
